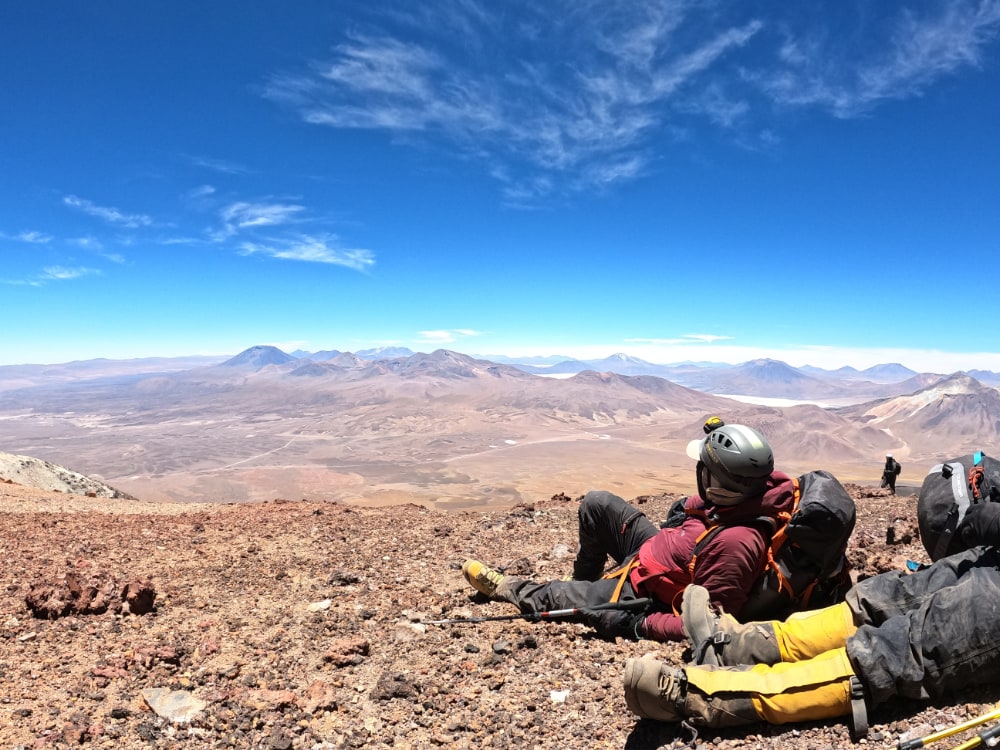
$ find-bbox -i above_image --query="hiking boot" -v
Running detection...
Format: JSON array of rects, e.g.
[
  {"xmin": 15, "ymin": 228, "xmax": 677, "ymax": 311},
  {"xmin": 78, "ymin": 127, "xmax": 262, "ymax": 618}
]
[
  {"xmin": 462, "ymin": 560, "xmax": 505, "ymax": 598},
  {"xmin": 682, "ymin": 585, "xmax": 780, "ymax": 667},
  {"xmin": 623, "ymin": 655, "xmax": 687, "ymax": 722},
  {"xmin": 625, "ymin": 654, "xmax": 761, "ymax": 727},
  {"xmin": 626, "ymin": 649, "xmax": 861, "ymax": 731},
  {"xmin": 682, "ymin": 585, "xmax": 856, "ymax": 667}
]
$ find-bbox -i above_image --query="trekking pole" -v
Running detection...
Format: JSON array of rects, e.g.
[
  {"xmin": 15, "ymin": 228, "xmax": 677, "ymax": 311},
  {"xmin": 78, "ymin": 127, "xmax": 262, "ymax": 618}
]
[
  {"xmin": 422, "ymin": 597, "xmax": 652, "ymax": 625},
  {"xmin": 951, "ymin": 722, "xmax": 1000, "ymax": 750},
  {"xmin": 897, "ymin": 704, "xmax": 1000, "ymax": 749}
]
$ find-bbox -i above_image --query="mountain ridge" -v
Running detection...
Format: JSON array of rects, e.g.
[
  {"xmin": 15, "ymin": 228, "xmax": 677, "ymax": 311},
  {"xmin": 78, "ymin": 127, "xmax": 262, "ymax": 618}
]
[
  {"xmin": 0, "ymin": 345, "xmax": 996, "ymax": 508},
  {"xmin": 4, "ymin": 345, "xmax": 997, "ymax": 390}
]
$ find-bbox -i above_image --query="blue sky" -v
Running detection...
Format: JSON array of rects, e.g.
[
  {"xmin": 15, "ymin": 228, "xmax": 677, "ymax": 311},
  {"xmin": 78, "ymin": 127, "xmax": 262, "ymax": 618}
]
[{"xmin": 3, "ymin": 1, "xmax": 999, "ymax": 373}]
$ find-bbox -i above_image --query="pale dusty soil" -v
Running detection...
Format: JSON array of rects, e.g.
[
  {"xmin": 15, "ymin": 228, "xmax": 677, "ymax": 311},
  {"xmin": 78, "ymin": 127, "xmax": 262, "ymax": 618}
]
[{"xmin": 1, "ymin": 481, "xmax": 998, "ymax": 750}]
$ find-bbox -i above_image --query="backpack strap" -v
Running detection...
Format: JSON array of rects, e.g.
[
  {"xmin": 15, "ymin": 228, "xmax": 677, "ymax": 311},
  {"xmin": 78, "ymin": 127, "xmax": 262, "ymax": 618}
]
[
  {"xmin": 930, "ymin": 461, "xmax": 974, "ymax": 561},
  {"xmin": 759, "ymin": 478, "xmax": 800, "ymax": 599},
  {"xmin": 686, "ymin": 512, "xmax": 782, "ymax": 579},
  {"xmin": 970, "ymin": 464, "xmax": 985, "ymax": 500},
  {"xmin": 686, "ymin": 524, "xmax": 724, "ymax": 578},
  {"xmin": 970, "ymin": 451, "xmax": 1000, "ymax": 502}
]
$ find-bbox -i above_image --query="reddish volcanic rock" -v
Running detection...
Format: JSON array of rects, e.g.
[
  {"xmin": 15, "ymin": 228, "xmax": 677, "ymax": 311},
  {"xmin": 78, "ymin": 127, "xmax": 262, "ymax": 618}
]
[{"xmin": 2, "ymin": 480, "xmax": 999, "ymax": 749}]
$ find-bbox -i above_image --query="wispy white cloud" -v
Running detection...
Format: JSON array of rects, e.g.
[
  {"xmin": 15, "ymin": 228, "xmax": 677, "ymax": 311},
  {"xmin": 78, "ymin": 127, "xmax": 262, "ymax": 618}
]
[
  {"xmin": 626, "ymin": 334, "xmax": 733, "ymax": 345},
  {"xmin": 263, "ymin": 0, "xmax": 1000, "ymax": 199},
  {"xmin": 56, "ymin": 183, "xmax": 375, "ymax": 276},
  {"xmin": 263, "ymin": 3, "xmax": 724, "ymax": 199},
  {"xmin": 160, "ymin": 236, "xmax": 205, "ymax": 246},
  {"xmin": 417, "ymin": 329, "xmax": 483, "ymax": 344},
  {"xmin": 70, "ymin": 236, "xmax": 104, "ymax": 250},
  {"xmin": 750, "ymin": 1, "xmax": 1000, "ymax": 118},
  {"xmin": 0, "ymin": 230, "xmax": 53, "ymax": 243},
  {"xmin": 41, "ymin": 265, "xmax": 99, "ymax": 281},
  {"xmin": 239, "ymin": 234, "xmax": 375, "ymax": 271},
  {"xmin": 3, "ymin": 265, "xmax": 102, "ymax": 287},
  {"xmin": 187, "ymin": 185, "xmax": 216, "ymax": 199},
  {"xmin": 63, "ymin": 195, "xmax": 153, "ymax": 228},
  {"xmin": 220, "ymin": 201, "xmax": 305, "ymax": 234},
  {"xmin": 186, "ymin": 155, "xmax": 251, "ymax": 175}
]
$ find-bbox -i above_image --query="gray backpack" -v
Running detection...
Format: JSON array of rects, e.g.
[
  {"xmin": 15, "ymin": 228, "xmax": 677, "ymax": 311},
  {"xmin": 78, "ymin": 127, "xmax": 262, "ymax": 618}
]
[{"xmin": 918, "ymin": 451, "xmax": 1000, "ymax": 561}]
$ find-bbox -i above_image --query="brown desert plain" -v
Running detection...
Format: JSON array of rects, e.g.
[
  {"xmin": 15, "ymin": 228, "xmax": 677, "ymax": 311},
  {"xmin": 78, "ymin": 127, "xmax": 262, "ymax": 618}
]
[{"xmin": 2, "ymin": 348, "xmax": 996, "ymax": 509}]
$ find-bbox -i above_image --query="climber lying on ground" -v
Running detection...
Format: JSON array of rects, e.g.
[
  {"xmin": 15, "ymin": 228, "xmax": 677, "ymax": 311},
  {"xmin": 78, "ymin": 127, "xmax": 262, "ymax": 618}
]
[
  {"xmin": 461, "ymin": 421, "xmax": 851, "ymax": 642},
  {"xmin": 623, "ymin": 500, "xmax": 1000, "ymax": 738}
]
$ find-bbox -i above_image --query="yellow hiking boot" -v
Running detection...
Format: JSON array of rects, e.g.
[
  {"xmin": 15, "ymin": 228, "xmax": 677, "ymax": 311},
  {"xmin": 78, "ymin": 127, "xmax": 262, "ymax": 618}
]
[{"xmin": 462, "ymin": 560, "xmax": 506, "ymax": 598}]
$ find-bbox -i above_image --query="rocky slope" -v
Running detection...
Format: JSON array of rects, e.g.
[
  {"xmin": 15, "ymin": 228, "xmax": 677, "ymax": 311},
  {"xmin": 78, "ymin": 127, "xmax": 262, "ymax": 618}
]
[
  {"xmin": 1, "ymin": 479, "xmax": 998, "ymax": 750},
  {"xmin": 0, "ymin": 452, "xmax": 136, "ymax": 499}
]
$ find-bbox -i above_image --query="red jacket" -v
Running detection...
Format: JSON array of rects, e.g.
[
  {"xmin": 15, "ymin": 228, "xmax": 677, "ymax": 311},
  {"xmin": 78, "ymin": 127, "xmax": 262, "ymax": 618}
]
[{"xmin": 629, "ymin": 471, "xmax": 797, "ymax": 642}]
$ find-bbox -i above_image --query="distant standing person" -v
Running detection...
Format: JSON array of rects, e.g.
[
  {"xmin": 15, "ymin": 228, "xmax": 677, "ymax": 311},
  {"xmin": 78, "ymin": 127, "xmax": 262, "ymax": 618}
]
[{"xmin": 880, "ymin": 454, "xmax": 901, "ymax": 494}]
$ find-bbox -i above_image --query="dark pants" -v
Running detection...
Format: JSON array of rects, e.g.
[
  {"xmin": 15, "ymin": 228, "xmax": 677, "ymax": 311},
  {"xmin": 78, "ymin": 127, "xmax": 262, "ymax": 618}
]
[
  {"xmin": 880, "ymin": 471, "xmax": 897, "ymax": 493},
  {"xmin": 573, "ymin": 490, "xmax": 659, "ymax": 579},
  {"xmin": 498, "ymin": 490, "xmax": 659, "ymax": 614},
  {"xmin": 846, "ymin": 545, "xmax": 1000, "ymax": 706}
]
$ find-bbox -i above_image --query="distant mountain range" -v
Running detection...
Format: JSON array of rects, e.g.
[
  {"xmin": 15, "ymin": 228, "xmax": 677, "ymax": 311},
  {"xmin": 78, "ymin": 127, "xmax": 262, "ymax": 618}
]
[
  {"xmin": 223, "ymin": 347, "xmax": 1000, "ymax": 393},
  {"xmin": 490, "ymin": 351, "xmax": 998, "ymax": 395},
  {"xmin": 4, "ymin": 346, "xmax": 998, "ymax": 393},
  {"xmin": 203, "ymin": 345, "xmax": 1000, "ymax": 400},
  {"xmin": 1, "ymin": 345, "xmax": 997, "ymax": 507}
]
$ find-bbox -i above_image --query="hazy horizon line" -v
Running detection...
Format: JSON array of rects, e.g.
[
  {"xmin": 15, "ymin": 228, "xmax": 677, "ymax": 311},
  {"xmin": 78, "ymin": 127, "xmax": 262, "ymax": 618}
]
[{"xmin": 3, "ymin": 341, "xmax": 1000, "ymax": 376}]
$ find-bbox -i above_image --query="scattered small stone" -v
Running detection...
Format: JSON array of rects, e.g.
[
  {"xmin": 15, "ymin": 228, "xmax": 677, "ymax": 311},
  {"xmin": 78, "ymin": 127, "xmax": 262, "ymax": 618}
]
[
  {"xmin": 371, "ymin": 672, "xmax": 418, "ymax": 701},
  {"xmin": 550, "ymin": 543, "xmax": 572, "ymax": 559},
  {"xmin": 121, "ymin": 578, "xmax": 157, "ymax": 614},
  {"xmin": 327, "ymin": 570, "xmax": 360, "ymax": 585},
  {"xmin": 396, "ymin": 619, "xmax": 429, "ymax": 644},
  {"xmin": 321, "ymin": 637, "xmax": 370, "ymax": 667},
  {"xmin": 141, "ymin": 688, "xmax": 207, "ymax": 724},
  {"xmin": 265, "ymin": 728, "xmax": 293, "ymax": 749},
  {"xmin": 301, "ymin": 680, "xmax": 338, "ymax": 713}
]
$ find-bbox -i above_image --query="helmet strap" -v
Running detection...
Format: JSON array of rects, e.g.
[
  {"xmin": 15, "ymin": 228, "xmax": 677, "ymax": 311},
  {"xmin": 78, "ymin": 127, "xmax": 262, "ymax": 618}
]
[{"xmin": 696, "ymin": 462, "xmax": 710, "ymax": 499}]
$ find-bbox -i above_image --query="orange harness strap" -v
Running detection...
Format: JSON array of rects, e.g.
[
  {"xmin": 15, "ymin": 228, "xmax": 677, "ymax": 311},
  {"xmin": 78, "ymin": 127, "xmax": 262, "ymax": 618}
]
[
  {"xmin": 970, "ymin": 465, "xmax": 985, "ymax": 499},
  {"xmin": 686, "ymin": 524, "xmax": 723, "ymax": 577},
  {"xmin": 601, "ymin": 557, "xmax": 642, "ymax": 603},
  {"xmin": 762, "ymin": 480, "xmax": 800, "ymax": 597}
]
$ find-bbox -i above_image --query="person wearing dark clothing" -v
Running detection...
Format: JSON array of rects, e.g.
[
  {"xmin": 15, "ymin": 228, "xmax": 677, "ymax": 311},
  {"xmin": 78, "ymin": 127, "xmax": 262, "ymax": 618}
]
[
  {"xmin": 461, "ymin": 422, "xmax": 804, "ymax": 642},
  {"xmin": 880, "ymin": 454, "xmax": 901, "ymax": 493},
  {"xmin": 623, "ymin": 497, "xmax": 1000, "ymax": 738}
]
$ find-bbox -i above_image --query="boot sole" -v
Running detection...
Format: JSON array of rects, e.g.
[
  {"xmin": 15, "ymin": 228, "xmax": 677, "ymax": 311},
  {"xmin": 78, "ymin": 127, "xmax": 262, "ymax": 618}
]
[{"xmin": 682, "ymin": 585, "xmax": 721, "ymax": 667}]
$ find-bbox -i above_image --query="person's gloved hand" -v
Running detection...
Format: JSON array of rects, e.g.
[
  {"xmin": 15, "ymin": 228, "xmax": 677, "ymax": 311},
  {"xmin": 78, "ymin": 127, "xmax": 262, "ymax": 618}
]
[
  {"xmin": 960, "ymin": 502, "xmax": 1000, "ymax": 547},
  {"xmin": 582, "ymin": 607, "xmax": 646, "ymax": 640}
]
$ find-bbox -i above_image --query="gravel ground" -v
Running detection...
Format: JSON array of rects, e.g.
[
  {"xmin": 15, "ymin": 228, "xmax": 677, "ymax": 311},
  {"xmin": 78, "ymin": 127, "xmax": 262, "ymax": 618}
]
[{"xmin": 1, "ymin": 479, "xmax": 998, "ymax": 750}]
